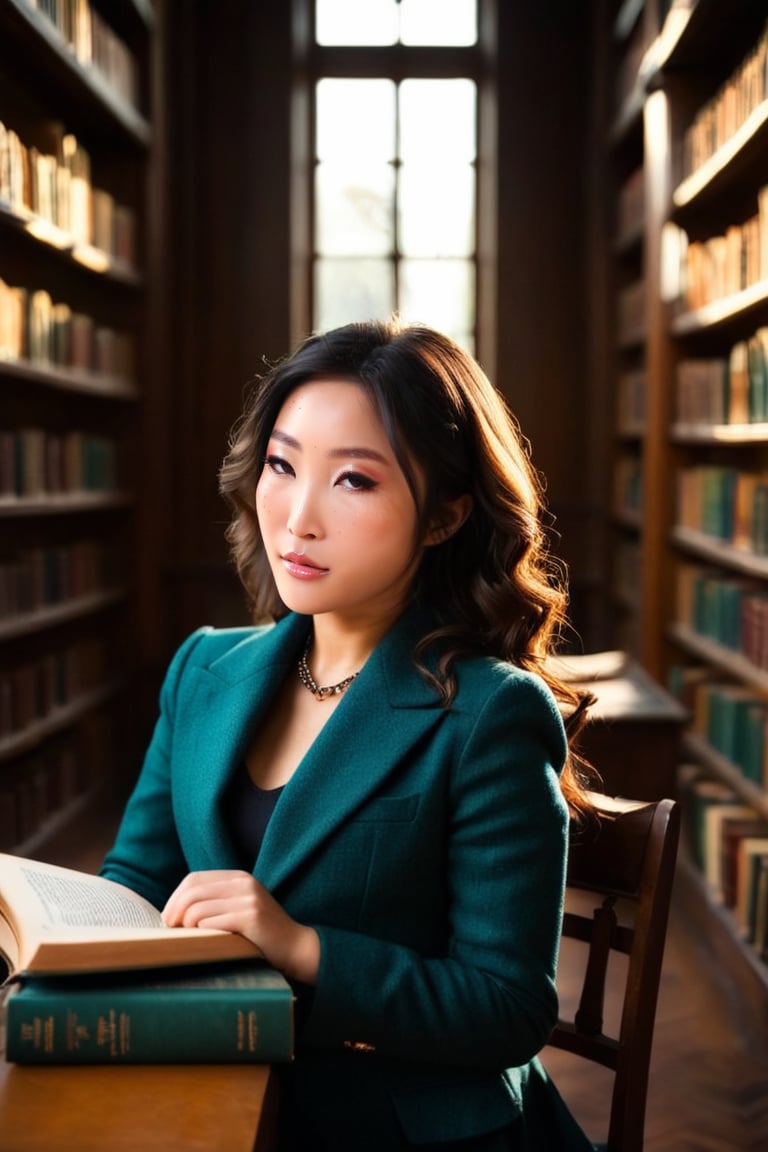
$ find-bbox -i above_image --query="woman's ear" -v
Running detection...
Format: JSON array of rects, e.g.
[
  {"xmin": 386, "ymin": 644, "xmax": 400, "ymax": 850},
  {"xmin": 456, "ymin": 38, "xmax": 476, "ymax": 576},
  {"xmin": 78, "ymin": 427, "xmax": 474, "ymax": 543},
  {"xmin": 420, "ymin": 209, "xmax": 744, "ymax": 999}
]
[{"xmin": 424, "ymin": 494, "xmax": 473, "ymax": 546}]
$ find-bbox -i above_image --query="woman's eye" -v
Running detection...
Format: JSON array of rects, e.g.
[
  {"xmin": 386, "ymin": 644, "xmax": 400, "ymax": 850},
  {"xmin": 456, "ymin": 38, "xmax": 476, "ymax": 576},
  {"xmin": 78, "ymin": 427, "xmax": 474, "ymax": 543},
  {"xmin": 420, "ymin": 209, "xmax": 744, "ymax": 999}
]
[
  {"xmin": 338, "ymin": 471, "xmax": 377, "ymax": 492},
  {"xmin": 265, "ymin": 455, "xmax": 293, "ymax": 477}
]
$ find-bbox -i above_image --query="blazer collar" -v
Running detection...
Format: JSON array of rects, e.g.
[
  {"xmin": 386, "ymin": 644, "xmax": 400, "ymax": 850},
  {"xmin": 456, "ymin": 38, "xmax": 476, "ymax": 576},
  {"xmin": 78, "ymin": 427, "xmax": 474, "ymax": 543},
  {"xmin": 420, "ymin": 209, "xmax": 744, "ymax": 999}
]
[{"xmin": 191, "ymin": 604, "xmax": 444, "ymax": 889}]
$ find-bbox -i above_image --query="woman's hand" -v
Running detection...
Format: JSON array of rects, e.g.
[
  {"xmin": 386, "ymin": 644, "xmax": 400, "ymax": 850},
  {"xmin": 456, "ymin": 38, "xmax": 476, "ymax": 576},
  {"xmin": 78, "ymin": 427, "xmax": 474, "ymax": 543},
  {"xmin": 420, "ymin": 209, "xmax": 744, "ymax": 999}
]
[{"xmin": 161, "ymin": 870, "xmax": 320, "ymax": 985}]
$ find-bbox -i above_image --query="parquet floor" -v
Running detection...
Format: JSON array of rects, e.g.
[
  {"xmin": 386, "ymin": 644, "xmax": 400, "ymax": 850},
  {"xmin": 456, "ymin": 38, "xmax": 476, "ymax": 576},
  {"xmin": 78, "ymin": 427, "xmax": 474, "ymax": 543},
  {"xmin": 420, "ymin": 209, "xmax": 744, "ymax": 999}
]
[{"xmin": 542, "ymin": 881, "xmax": 768, "ymax": 1151}]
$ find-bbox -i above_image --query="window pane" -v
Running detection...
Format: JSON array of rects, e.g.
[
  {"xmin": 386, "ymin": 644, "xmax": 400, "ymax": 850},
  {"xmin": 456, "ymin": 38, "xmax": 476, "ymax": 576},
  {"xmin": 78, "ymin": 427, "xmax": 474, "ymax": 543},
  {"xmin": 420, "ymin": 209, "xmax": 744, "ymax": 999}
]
[
  {"xmin": 399, "ymin": 80, "xmax": 476, "ymax": 162},
  {"xmin": 400, "ymin": 0, "xmax": 477, "ymax": 46},
  {"xmin": 399, "ymin": 163, "xmax": 474, "ymax": 256},
  {"xmin": 316, "ymin": 80, "xmax": 396, "ymax": 161},
  {"xmin": 399, "ymin": 259, "xmax": 475, "ymax": 342},
  {"xmin": 316, "ymin": 163, "xmax": 395, "ymax": 256},
  {"xmin": 315, "ymin": 258, "xmax": 395, "ymax": 331},
  {"xmin": 315, "ymin": 0, "xmax": 476, "ymax": 46},
  {"xmin": 316, "ymin": 0, "xmax": 397, "ymax": 45}
]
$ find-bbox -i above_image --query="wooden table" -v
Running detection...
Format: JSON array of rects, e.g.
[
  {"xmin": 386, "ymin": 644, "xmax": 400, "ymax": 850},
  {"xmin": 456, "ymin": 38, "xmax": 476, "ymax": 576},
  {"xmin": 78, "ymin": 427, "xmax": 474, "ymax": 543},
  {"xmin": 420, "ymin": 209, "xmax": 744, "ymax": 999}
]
[
  {"xmin": 0, "ymin": 1059, "xmax": 278, "ymax": 1152},
  {"xmin": 550, "ymin": 650, "xmax": 687, "ymax": 801}
]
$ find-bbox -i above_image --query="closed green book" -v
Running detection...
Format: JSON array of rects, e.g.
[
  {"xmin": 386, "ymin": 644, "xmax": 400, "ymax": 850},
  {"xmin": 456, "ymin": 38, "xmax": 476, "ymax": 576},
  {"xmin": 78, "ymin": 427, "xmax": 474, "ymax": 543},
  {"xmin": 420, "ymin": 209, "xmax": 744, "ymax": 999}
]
[{"xmin": 4, "ymin": 961, "xmax": 294, "ymax": 1065}]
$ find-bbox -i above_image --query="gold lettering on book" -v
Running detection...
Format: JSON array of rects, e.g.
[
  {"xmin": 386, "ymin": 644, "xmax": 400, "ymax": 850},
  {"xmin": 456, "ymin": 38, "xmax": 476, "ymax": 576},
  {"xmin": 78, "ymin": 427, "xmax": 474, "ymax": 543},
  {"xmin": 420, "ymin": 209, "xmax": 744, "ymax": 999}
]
[{"xmin": 67, "ymin": 1009, "xmax": 91, "ymax": 1052}]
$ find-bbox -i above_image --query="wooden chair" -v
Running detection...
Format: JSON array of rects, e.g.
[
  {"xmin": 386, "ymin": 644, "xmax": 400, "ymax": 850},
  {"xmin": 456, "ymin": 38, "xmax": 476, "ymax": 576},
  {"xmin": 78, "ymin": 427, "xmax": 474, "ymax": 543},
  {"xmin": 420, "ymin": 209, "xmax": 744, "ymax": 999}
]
[{"xmin": 548, "ymin": 792, "xmax": 680, "ymax": 1152}]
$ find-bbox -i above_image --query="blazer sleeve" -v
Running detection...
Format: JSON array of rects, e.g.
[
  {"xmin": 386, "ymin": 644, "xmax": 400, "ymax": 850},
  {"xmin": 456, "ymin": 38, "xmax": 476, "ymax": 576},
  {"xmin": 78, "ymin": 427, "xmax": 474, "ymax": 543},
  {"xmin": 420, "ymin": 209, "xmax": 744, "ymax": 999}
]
[
  {"xmin": 300, "ymin": 669, "xmax": 571, "ymax": 1072},
  {"xmin": 99, "ymin": 628, "xmax": 214, "ymax": 908}
]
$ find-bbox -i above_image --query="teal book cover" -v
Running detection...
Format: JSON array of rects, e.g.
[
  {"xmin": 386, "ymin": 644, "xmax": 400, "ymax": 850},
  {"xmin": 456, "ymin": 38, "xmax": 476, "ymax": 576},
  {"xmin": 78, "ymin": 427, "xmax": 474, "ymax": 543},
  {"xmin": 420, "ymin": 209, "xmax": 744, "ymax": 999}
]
[{"xmin": 4, "ymin": 960, "xmax": 294, "ymax": 1065}]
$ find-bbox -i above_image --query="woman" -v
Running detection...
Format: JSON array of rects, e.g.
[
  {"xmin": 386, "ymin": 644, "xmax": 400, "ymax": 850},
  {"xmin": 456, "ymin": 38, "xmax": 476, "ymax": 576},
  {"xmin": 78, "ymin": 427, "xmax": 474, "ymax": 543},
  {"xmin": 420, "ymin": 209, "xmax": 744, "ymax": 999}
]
[{"xmin": 101, "ymin": 318, "xmax": 595, "ymax": 1150}]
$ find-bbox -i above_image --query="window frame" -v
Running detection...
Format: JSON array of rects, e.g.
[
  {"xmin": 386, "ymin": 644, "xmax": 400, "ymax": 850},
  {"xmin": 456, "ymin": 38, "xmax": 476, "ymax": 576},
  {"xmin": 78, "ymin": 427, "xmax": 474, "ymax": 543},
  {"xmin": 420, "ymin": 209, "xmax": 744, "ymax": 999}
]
[{"xmin": 290, "ymin": 0, "xmax": 497, "ymax": 372}]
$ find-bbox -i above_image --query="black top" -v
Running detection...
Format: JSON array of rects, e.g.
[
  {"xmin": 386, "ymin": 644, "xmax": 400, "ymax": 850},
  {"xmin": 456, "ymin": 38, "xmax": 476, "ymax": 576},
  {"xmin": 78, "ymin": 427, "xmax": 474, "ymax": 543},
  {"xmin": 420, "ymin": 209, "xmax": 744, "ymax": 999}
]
[{"xmin": 225, "ymin": 761, "xmax": 284, "ymax": 866}]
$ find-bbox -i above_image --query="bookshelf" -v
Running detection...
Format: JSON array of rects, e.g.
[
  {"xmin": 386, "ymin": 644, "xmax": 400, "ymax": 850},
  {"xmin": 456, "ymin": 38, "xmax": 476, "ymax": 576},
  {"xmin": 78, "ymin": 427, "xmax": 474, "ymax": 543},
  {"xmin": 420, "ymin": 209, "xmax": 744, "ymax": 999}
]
[
  {"xmin": 602, "ymin": 0, "xmax": 768, "ymax": 1001},
  {"xmin": 607, "ymin": 0, "xmax": 654, "ymax": 656},
  {"xmin": 0, "ymin": 0, "xmax": 155, "ymax": 860}
]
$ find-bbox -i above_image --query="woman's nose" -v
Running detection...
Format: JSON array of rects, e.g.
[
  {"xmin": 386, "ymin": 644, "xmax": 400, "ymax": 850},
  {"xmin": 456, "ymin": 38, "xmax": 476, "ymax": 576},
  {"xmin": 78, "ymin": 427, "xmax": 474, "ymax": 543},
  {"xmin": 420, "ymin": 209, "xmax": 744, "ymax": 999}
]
[{"xmin": 287, "ymin": 485, "xmax": 322, "ymax": 539}]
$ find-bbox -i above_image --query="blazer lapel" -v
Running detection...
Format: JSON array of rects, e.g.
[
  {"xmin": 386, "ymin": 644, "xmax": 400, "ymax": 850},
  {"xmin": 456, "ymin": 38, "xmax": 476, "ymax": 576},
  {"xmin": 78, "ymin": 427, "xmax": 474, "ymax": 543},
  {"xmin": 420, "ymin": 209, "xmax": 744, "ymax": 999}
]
[
  {"xmin": 256, "ymin": 604, "xmax": 442, "ymax": 892},
  {"xmin": 173, "ymin": 614, "xmax": 309, "ymax": 868}
]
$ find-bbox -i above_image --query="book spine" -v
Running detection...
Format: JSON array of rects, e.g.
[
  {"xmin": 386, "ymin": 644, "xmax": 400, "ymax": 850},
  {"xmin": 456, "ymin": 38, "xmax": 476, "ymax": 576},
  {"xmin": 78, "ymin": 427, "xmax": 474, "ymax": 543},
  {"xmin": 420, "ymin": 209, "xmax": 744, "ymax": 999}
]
[{"xmin": 5, "ymin": 984, "xmax": 293, "ymax": 1064}]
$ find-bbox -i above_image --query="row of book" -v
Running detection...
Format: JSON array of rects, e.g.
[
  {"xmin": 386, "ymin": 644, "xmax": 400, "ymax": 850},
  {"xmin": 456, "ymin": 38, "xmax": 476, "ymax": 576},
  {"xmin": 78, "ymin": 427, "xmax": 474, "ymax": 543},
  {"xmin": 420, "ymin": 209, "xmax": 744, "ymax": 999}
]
[
  {"xmin": 676, "ymin": 563, "xmax": 768, "ymax": 672},
  {"xmin": 0, "ymin": 541, "xmax": 115, "ymax": 622},
  {"xmin": 617, "ymin": 279, "xmax": 646, "ymax": 343},
  {"xmin": 0, "ymin": 278, "xmax": 135, "ymax": 383},
  {"xmin": 677, "ymin": 186, "xmax": 768, "ymax": 313},
  {"xmin": 676, "ymin": 465, "xmax": 768, "ymax": 554},
  {"xmin": 616, "ymin": 366, "xmax": 647, "ymax": 431},
  {"xmin": 682, "ymin": 18, "xmax": 768, "ymax": 179},
  {"xmin": 23, "ymin": 0, "xmax": 139, "ymax": 110},
  {"xmin": 0, "ymin": 726, "xmax": 95, "ymax": 852},
  {"xmin": 614, "ymin": 453, "xmax": 643, "ymax": 517},
  {"xmin": 0, "ymin": 121, "xmax": 137, "ymax": 270},
  {"xmin": 0, "ymin": 638, "xmax": 106, "ymax": 742},
  {"xmin": 675, "ymin": 670, "xmax": 768, "ymax": 786},
  {"xmin": 0, "ymin": 429, "xmax": 118, "ymax": 500},
  {"xmin": 675, "ymin": 327, "xmax": 768, "ymax": 426},
  {"xmin": 616, "ymin": 166, "xmax": 644, "ymax": 241},
  {"xmin": 678, "ymin": 765, "xmax": 768, "ymax": 962},
  {"xmin": 613, "ymin": 536, "xmax": 642, "ymax": 604}
]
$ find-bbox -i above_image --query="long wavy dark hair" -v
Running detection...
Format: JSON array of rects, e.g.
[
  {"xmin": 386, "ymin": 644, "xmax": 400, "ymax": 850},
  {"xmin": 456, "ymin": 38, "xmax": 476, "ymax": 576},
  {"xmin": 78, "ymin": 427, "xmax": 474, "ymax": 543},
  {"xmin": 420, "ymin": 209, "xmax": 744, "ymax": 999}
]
[{"xmin": 219, "ymin": 317, "xmax": 595, "ymax": 814}]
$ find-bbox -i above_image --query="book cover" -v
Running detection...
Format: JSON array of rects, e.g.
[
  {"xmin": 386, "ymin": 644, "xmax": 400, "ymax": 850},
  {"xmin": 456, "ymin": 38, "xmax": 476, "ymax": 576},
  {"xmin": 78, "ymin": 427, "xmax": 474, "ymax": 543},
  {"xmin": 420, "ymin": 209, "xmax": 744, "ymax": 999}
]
[
  {"xmin": 0, "ymin": 852, "xmax": 262, "ymax": 980},
  {"xmin": 703, "ymin": 802, "xmax": 756, "ymax": 899},
  {"xmin": 4, "ymin": 961, "xmax": 294, "ymax": 1065},
  {"xmin": 680, "ymin": 774, "xmax": 736, "ymax": 871},
  {"xmin": 720, "ymin": 817, "xmax": 768, "ymax": 909},
  {"xmin": 736, "ymin": 837, "xmax": 768, "ymax": 941}
]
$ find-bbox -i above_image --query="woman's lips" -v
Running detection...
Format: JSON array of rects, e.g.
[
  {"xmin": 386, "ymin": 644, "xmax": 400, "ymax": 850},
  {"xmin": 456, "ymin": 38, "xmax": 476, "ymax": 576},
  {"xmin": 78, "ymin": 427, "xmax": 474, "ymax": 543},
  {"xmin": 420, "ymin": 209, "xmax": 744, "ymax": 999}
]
[{"xmin": 281, "ymin": 552, "xmax": 329, "ymax": 579}]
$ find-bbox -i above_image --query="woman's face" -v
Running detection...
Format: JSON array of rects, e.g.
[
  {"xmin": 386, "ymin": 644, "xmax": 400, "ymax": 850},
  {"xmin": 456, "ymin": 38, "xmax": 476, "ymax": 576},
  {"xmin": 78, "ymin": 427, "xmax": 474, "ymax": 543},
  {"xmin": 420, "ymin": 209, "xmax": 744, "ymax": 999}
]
[{"xmin": 255, "ymin": 377, "xmax": 425, "ymax": 628}]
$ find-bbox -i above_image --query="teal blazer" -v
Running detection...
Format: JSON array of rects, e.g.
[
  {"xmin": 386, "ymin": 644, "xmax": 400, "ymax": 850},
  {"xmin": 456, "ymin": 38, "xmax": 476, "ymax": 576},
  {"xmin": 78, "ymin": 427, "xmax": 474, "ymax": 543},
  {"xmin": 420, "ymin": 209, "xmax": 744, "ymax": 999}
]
[{"xmin": 102, "ymin": 606, "xmax": 593, "ymax": 1150}]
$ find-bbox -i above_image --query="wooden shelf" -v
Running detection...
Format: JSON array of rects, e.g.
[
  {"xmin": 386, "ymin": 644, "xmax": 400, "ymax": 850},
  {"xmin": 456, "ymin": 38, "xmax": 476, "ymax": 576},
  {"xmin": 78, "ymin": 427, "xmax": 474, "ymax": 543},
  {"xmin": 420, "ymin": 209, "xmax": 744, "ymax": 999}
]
[
  {"xmin": 0, "ymin": 0, "xmax": 151, "ymax": 147},
  {"xmin": 12, "ymin": 789, "xmax": 95, "ymax": 862},
  {"xmin": 613, "ymin": 506, "xmax": 643, "ymax": 531},
  {"xmin": 673, "ymin": 99, "xmax": 768, "ymax": 214},
  {"xmin": 682, "ymin": 730, "xmax": 768, "ymax": 819},
  {"xmin": 616, "ymin": 420, "xmax": 646, "ymax": 440},
  {"xmin": 0, "ymin": 204, "xmax": 144, "ymax": 289},
  {"xmin": 0, "ymin": 588, "xmax": 127, "ymax": 642},
  {"xmin": 614, "ymin": 220, "xmax": 645, "ymax": 255},
  {"xmin": 654, "ymin": 0, "xmax": 766, "ymax": 74},
  {"xmin": 671, "ymin": 526, "xmax": 768, "ymax": 577},
  {"xmin": 0, "ymin": 682, "xmax": 120, "ymax": 764},
  {"xmin": 671, "ymin": 279, "xmax": 768, "ymax": 336},
  {"xmin": 0, "ymin": 493, "xmax": 133, "ymax": 517},
  {"xmin": 670, "ymin": 421, "xmax": 768, "ymax": 444},
  {"xmin": 0, "ymin": 0, "xmax": 153, "ymax": 855},
  {"xmin": 668, "ymin": 622, "xmax": 768, "ymax": 693},
  {"xmin": 675, "ymin": 847, "xmax": 768, "ymax": 1007},
  {"xmin": 601, "ymin": 0, "xmax": 768, "ymax": 1022},
  {"xmin": 0, "ymin": 358, "xmax": 138, "ymax": 401}
]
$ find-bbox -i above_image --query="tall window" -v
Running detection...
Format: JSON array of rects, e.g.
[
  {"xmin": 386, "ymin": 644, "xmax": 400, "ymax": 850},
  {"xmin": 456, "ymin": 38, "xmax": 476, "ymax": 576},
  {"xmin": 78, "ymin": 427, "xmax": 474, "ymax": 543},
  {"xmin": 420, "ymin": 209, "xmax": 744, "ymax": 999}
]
[{"xmin": 295, "ymin": 0, "xmax": 490, "ymax": 355}]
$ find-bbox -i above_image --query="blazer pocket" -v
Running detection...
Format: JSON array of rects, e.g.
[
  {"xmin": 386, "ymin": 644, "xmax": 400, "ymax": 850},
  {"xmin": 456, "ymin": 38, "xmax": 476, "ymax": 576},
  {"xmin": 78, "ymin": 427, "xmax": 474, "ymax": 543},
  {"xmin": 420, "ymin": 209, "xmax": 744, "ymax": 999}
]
[{"xmin": 351, "ymin": 794, "xmax": 420, "ymax": 823}]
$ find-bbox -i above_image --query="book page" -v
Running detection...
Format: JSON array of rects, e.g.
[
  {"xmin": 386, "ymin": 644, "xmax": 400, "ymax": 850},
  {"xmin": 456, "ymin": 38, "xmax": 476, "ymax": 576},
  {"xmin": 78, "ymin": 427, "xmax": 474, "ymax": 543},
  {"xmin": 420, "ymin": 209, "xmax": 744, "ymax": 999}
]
[
  {"xmin": 19, "ymin": 865, "xmax": 164, "ymax": 930},
  {"xmin": 0, "ymin": 853, "xmax": 163, "ymax": 935},
  {"xmin": 0, "ymin": 853, "xmax": 263, "ymax": 977}
]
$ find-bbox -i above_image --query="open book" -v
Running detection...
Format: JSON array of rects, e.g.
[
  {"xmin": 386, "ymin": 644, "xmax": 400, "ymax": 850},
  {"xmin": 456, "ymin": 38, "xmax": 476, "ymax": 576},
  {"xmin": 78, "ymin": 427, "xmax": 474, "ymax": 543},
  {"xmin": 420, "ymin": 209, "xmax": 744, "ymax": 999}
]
[{"xmin": 0, "ymin": 853, "xmax": 261, "ymax": 982}]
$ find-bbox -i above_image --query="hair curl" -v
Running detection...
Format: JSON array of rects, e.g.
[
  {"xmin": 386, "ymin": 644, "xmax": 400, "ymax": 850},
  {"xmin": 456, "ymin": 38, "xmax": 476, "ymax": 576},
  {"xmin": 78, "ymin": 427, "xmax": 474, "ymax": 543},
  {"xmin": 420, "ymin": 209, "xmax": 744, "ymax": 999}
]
[{"xmin": 219, "ymin": 317, "xmax": 595, "ymax": 815}]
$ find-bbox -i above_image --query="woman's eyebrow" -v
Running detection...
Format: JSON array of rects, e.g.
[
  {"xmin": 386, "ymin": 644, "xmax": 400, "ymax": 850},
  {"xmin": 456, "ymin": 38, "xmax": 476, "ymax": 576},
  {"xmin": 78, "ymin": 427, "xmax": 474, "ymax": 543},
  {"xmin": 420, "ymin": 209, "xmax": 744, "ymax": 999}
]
[
  {"xmin": 268, "ymin": 429, "xmax": 300, "ymax": 450},
  {"xmin": 328, "ymin": 447, "xmax": 390, "ymax": 464},
  {"xmin": 269, "ymin": 428, "xmax": 389, "ymax": 465}
]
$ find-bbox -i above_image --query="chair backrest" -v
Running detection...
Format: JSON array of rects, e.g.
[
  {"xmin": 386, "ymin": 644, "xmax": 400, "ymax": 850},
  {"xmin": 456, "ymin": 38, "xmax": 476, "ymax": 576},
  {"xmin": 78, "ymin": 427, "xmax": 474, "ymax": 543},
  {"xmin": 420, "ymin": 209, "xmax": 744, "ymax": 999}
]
[{"xmin": 548, "ymin": 791, "xmax": 680, "ymax": 1152}]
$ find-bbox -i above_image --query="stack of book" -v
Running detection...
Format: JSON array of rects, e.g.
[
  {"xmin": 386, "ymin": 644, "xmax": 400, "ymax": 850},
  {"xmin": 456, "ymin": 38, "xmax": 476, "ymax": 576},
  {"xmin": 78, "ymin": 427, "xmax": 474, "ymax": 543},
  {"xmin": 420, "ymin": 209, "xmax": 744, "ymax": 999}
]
[
  {"xmin": 0, "ymin": 854, "xmax": 294, "ymax": 1065},
  {"xmin": 679, "ymin": 767, "xmax": 768, "ymax": 960}
]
